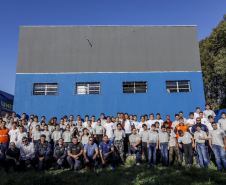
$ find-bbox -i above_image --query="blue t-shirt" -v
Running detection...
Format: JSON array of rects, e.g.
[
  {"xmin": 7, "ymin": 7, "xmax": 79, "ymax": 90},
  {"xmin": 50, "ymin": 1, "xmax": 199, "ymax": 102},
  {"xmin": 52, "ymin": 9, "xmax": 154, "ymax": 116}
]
[
  {"xmin": 84, "ymin": 143, "xmax": 98, "ymax": 157},
  {"xmin": 99, "ymin": 141, "xmax": 114, "ymax": 154},
  {"xmin": 191, "ymin": 124, "xmax": 209, "ymax": 133}
]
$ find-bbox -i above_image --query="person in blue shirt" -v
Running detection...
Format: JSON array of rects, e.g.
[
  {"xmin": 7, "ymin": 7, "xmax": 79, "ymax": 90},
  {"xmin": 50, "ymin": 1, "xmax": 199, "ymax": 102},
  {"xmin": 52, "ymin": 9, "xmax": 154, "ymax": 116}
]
[
  {"xmin": 191, "ymin": 118, "xmax": 211, "ymax": 166},
  {"xmin": 99, "ymin": 135, "xmax": 115, "ymax": 170},
  {"xmin": 83, "ymin": 136, "xmax": 99, "ymax": 171}
]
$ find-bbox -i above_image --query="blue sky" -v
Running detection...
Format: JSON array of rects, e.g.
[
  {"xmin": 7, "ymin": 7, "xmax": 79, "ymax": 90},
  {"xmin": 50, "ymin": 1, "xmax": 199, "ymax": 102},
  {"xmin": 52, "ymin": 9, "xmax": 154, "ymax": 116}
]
[{"xmin": 0, "ymin": 0, "xmax": 226, "ymax": 95}]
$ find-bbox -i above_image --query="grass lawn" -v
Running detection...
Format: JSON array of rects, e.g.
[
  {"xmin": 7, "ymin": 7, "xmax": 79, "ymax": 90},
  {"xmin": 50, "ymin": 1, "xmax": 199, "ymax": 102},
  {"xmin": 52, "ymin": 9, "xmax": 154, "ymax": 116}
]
[{"xmin": 0, "ymin": 156, "xmax": 226, "ymax": 185}]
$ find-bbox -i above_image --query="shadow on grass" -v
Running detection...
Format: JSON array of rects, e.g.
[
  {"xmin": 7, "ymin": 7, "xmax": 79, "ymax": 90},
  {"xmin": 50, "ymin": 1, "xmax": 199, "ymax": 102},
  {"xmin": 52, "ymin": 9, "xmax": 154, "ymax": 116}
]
[{"xmin": 0, "ymin": 159, "xmax": 226, "ymax": 185}]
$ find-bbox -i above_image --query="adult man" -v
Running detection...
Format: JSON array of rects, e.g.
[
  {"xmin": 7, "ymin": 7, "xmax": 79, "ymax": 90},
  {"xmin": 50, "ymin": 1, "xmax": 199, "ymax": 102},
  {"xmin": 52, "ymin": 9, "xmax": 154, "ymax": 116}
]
[
  {"xmin": 171, "ymin": 114, "xmax": 180, "ymax": 130},
  {"xmin": 155, "ymin": 113, "xmax": 164, "ymax": 127},
  {"xmin": 129, "ymin": 128, "xmax": 142, "ymax": 166},
  {"xmin": 83, "ymin": 136, "xmax": 99, "ymax": 170},
  {"xmin": 19, "ymin": 137, "xmax": 36, "ymax": 171},
  {"xmin": 76, "ymin": 120, "xmax": 84, "ymax": 134},
  {"xmin": 103, "ymin": 117, "xmax": 114, "ymax": 140},
  {"xmin": 35, "ymin": 134, "xmax": 52, "ymax": 171},
  {"xmin": 218, "ymin": 112, "xmax": 226, "ymax": 134},
  {"xmin": 5, "ymin": 142, "xmax": 20, "ymax": 173},
  {"xmin": 163, "ymin": 115, "xmax": 172, "ymax": 129},
  {"xmin": 199, "ymin": 112, "xmax": 208, "ymax": 126},
  {"xmin": 0, "ymin": 121, "xmax": 10, "ymax": 159},
  {"xmin": 12, "ymin": 112, "xmax": 19, "ymax": 124},
  {"xmin": 9, "ymin": 122, "xmax": 19, "ymax": 144},
  {"xmin": 67, "ymin": 137, "xmax": 83, "ymax": 171},
  {"xmin": 100, "ymin": 113, "xmax": 107, "ymax": 126},
  {"xmin": 99, "ymin": 135, "xmax": 115, "ymax": 170},
  {"xmin": 186, "ymin": 112, "xmax": 196, "ymax": 132},
  {"xmin": 69, "ymin": 115, "xmax": 77, "ymax": 126},
  {"xmin": 209, "ymin": 122, "xmax": 226, "ymax": 170},
  {"xmin": 3, "ymin": 113, "xmax": 9, "ymax": 125},
  {"xmin": 203, "ymin": 104, "xmax": 216, "ymax": 119},
  {"xmin": 53, "ymin": 138, "xmax": 67, "ymax": 170},
  {"xmin": 179, "ymin": 111, "xmax": 187, "ymax": 125}
]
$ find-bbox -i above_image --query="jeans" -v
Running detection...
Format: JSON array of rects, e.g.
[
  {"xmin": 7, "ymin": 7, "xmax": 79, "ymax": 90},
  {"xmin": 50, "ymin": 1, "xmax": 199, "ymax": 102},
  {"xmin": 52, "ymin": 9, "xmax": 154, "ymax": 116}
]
[
  {"xmin": 83, "ymin": 155, "xmax": 99, "ymax": 167},
  {"xmin": 148, "ymin": 143, "xmax": 157, "ymax": 165},
  {"xmin": 5, "ymin": 159, "xmax": 20, "ymax": 172},
  {"xmin": 130, "ymin": 145, "xmax": 142, "ymax": 163},
  {"xmin": 142, "ymin": 142, "xmax": 148, "ymax": 162},
  {"xmin": 196, "ymin": 143, "xmax": 208, "ymax": 167},
  {"xmin": 99, "ymin": 153, "xmax": 115, "ymax": 168},
  {"xmin": 20, "ymin": 158, "xmax": 36, "ymax": 170},
  {"xmin": 196, "ymin": 145, "xmax": 210, "ymax": 164},
  {"xmin": 0, "ymin": 143, "xmax": 8, "ymax": 158},
  {"xmin": 160, "ymin": 143, "xmax": 168, "ymax": 166},
  {"xmin": 178, "ymin": 144, "xmax": 183, "ymax": 162},
  {"xmin": 66, "ymin": 156, "xmax": 82, "ymax": 170},
  {"xmin": 183, "ymin": 143, "xmax": 193, "ymax": 165},
  {"xmin": 212, "ymin": 144, "xmax": 226, "ymax": 170}
]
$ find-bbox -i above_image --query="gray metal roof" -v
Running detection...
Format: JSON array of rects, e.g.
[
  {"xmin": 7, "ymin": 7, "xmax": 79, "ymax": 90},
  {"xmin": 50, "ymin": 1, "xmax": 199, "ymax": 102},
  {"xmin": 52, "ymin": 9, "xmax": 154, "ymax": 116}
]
[{"xmin": 16, "ymin": 26, "xmax": 201, "ymax": 73}]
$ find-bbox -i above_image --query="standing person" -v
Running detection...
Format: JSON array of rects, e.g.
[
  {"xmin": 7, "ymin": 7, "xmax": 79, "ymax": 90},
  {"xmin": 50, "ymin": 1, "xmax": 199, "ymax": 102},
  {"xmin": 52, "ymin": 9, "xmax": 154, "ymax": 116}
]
[
  {"xmin": 113, "ymin": 123, "xmax": 125, "ymax": 164},
  {"xmin": 103, "ymin": 116, "xmax": 114, "ymax": 140},
  {"xmin": 79, "ymin": 128, "xmax": 91, "ymax": 145},
  {"xmin": 12, "ymin": 112, "xmax": 19, "ymax": 124},
  {"xmin": 69, "ymin": 115, "xmax": 76, "ymax": 126},
  {"xmin": 4, "ymin": 142, "xmax": 20, "ymax": 173},
  {"xmin": 99, "ymin": 135, "xmax": 115, "ymax": 170},
  {"xmin": 0, "ymin": 121, "xmax": 10, "ymax": 159},
  {"xmin": 62, "ymin": 125, "xmax": 72, "ymax": 148},
  {"xmin": 9, "ymin": 122, "xmax": 19, "ymax": 144},
  {"xmin": 53, "ymin": 117, "xmax": 58, "ymax": 126},
  {"xmin": 91, "ymin": 116, "xmax": 97, "ymax": 128},
  {"xmin": 129, "ymin": 128, "xmax": 142, "ymax": 166},
  {"xmin": 194, "ymin": 107, "xmax": 201, "ymax": 120},
  {"xmin": 68, "ymin": 120, "xmax": 75, "ymax": 132},
  {"xmin": 93, "ymin": 119, "xmax": 105, "ymax": 145},
  {"xmin": 178, "ymin": 111, "xmax": 187, "ymax": 124},
  {"xmin": 48, "ymin": 118, "xmax": 55, "ymax": 133},
  {"xmin": 19, "ymin": 137, "xmax": 36, "ymax": 171},
  {"xmin": 203, "ymin": 104, "xmax": 216, "ymax": 119},
  {"xmin": 163, "ymin": 115, "xmax": 173, "ymax": 129},
  {"xmin": 3, "ymin": 113, "xmax": 9, "ymax": 125},
  {"xmin": 22, "ymin": 119, "xmax": 29, "ymax": 135},
  {"xmin": 29, "ymin": 116, "xmax": 40, "ymax": 138},
  {"xmin": 63, "ymin": 115, "xmax": 68, "ymax": 125},
  {"xmin": 206, "ymin": 116, "xmax": 214, "ymax": 131},
  {"xmin": 199, "ymin": 112, "xmax": 208, "ymax": 126},
  {"xmin": 187, "ymin": 112, "xmax": 196, "ymax": 132},
  {"xmin": 140, "ymin": 124, "xmax": 149, "ymax": 163},
  {"xmin": 122, "ymin": 114, "xmax": 133, "ymax": 156},
  {"xmin": 75, "ymin": 115, "xmax": 83, "ymax": 125},
  {"xmin": 147, "ymin": 114, "xmax": 155, "ymax": 129},
  {"xmin": 76, "ymin": 120, "xmax": 84, "ymax": 134},
  {"xmin": 41, "ymin": 116, "xmax": 46, "ymax": 123},
  {"xmin": 51, "ymin": 124, "xmax": 62, "ymax": 148},
  {"xmin": 86, "ymin": 120, "xmax": 94, "ymax": 135},
  {"xmin": 132, "ymin": 115, "xmax": 139, "ymax": 131},
  {"xmin": 138, "ymin": 116, "xmax": 146, "ymax": 133},
  {"xmin": 20, "ymin": 113, "xmax": 27, "ymax": 122},
  {"xmin": 166, "ymin": 127, "xmax": 181, "ymax": 166},
  {"xmin": 83, "ymin": 115, "xmax": 89, "ymax": 127},
  {"xmin": 67, "ymin": 137, "xmax": 84, "ymax": 171},
  {"xmin": 100, "ymin": 113, "xmax": 107, "ymax": 126},
  {"xmin": 6, "ymin": 117, "xmax": 14, "ymax": 130},
  {"xmin": 83, "ymin": 136, "xmax": 99, "ymax": 171},
  {"xmin": 41, "ymin": 124, "xmax": 52, "ymax": 143},
  {"xmin": 59, "ymin": 118, "xmax": 66, "ymax": 132},
  {"xmin": 218, "ymin": 112, "xmax": 226, "ymax": 134},
  {"xmin": 158, "ymin": 125, "xmax": 169, "ymax": 167},
  {"xmin": 178, "ymin": 130, "xmax": 195, "ymax": 167},
  {"xmin": 156, "ymin": 113, "xmax": 164, "ymax": 127},
  {"xmin": 155, "ymin": 122, "xmax": 160, "ymax": 133},
  {"xmin": 32, "ymin": 125, "xmax": 42, "ymax": 146},
  {"xmin": 209, "ymin": 122, "xmax": 226, "ymax": 170},
  {"xmin": 111, "ymin": 116, "xmax": 117, "ymax": 131},
  {"xmin": 35, "ymin": 135, "xmax": 52, "ymax": 171},
  {"xmin": 40, "ymin": 121, "xmax": 45, "ymax": 132},
  {"xmin": 194, "ymin": 124, "xmax": 209, "ymax": 168},
  {"xmin": 15, "ymin": 126, "xmax": 27, "ymax": 148},
  {"xmin": 53, "ymin": 138, "xmax": 67, "ymax": 170}
]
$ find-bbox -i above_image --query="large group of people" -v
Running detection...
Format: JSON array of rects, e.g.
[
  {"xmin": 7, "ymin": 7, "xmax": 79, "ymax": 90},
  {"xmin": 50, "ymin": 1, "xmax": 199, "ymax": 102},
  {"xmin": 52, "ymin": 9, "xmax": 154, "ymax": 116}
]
[{"xmin": 0, "ymin": 104, "xmax": 226, "ymax": 173}]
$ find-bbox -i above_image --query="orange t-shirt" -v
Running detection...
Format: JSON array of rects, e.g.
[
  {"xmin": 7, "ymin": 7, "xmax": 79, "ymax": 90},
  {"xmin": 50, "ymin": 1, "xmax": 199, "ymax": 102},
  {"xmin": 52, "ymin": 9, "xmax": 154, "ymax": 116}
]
[
  {"xmin": 175, "ymin": 124, "xmax": 188, "ymax": 140},
  {"xmin": 0, "ymin": 127, "xmax": 10, "ymax": 143}
]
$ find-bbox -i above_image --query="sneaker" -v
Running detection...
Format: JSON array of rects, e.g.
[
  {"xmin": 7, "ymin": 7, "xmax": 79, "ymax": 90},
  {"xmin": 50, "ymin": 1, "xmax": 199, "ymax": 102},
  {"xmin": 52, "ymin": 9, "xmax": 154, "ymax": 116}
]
[
  {"xmin": 129, "ymin": 153, "xmax": 132, "ymax": 156},
  {"xmin": 147, "ymin": 165, "xmax": 150, "ymax": 168},
  {"xmin": 93, "ymin": 166, "xmax": 97, "ymax": 171},
  {"xmin": 111, "ymin": 167, "xmax": 115, "ymax": 171},
  {"xmin": 126, "ymin": 153, "xmax": 129, "ymax": 156},
  {"xmin": 136, "ymin": 163, "xmax": 140, "ymax": 166},
  {"xmin": 85, "ymin": 166, "xmax": 88, "ymax": 170}
]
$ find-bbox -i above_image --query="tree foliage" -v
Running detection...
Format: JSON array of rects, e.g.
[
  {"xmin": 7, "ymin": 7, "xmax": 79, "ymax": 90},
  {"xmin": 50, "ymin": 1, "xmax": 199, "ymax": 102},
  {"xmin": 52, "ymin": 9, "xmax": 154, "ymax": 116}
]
[{"xmin": 199, "ymin": 14, "xmax": 226, "ymax": 110}]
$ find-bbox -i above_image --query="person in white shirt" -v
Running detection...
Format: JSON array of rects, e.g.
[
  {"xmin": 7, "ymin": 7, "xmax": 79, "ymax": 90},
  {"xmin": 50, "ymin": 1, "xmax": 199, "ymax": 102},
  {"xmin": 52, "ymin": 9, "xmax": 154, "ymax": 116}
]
[
  {"xmin": 63, "ymin": 115, "xmax": 68, "ymax": 125},
  {"xmin": 8, "ymin": 122, "xmax": 19, "ymax": 144},
  {"xmin": 206, "ymin": 116, "xmax": 215, "ymax": 131},
  {"xmin": 91, "ymin": 116, "xmax": 97, "ymax": 128},
  {"xmin": 147, "ymin": 114, "xmax": 155, "ymax": 130},
  {"xmin": 19, "ymin": 137, "xmax": 36, "ymax": 171},
  {"xmin": 83, "ymin": 115, "xmax": 89, "ymax": 127},
  {"xmin": 199, "ymin": 112, "xmax": 208, "ymax": 126},
  {"xmin": 15, "ymin": 126, "xmax": 27, "ymax": 148},
  {"xmin": 144, "ymin": 114, "xmax": 148, "ymax": 123},
  {"xmin": 103, "ymin": 117, "xmax": 114, "ymax": 140},
  {"xmin": 187, "ymin": 112, "xmax": 196, "ymax": 132},
  {"xmin": 194, "ymin": 107, "xmax": 201, "ymax": 120},
  {"xmin": 179, "ymin": 111, "xmax": 187, "ymax": 125},
  {"xmin": 218, "ymin": 112, "xmax": 226, "ymax": 133},
  {"xmin": 100, "ymin": 113, "xmax": 107, "ymax": 126},
  {"xmin": 138, "ymin": 116, "xmax": 146, "ymax": 133},
  {"xmin": 122, "ymin": 113, "xmax": 133, "ymax": 156},
  {"xmin": 155, "ymin": 113, "xmax": 163, "ymax": 127},
  {"xmin": 203, "ymin": 104, "xmax": 216, "ymax": 119},
  {"xmin": 132, "ymin": 115, "xmax": 139, "ymax": 131}
]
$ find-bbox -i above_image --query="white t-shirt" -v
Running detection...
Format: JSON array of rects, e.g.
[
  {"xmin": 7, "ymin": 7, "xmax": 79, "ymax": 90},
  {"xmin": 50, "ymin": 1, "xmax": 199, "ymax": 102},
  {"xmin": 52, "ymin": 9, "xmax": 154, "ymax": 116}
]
[
  {"xmin": 83, "ymin": 122, "xmax": 88, "ymax": 127},
  {"xmin": 124, "ymin": 120, "xmax": 133, "ymax": 134},
  {"xmin": 15, "ymin": 132, "xmax": 28, "ymax": 148},
  {"xmin": 194, "ymin": 112, "xmax": 200, "ymax": 120},
  {"xmin": 104, "ymin": 122, "xmax": 114, "ymax": 139},
  {"xmin": 133, "ymin": 121, "xmax": 139, "ymax": 129},
  {"xmin": 155, "ymin": 119, "xmax": 164, "ymax": 127},
  {"xmin": 91, "ymin": 122, "xmax": 97, "ymax": 128},
  {"xmin": 201, "ymin": 118, "xmax": 208, "ymax": 125},
  {"xmin": 9, "ymin": 129, "xmax": 19, "ymax": 143},
  {"xmin": 147, "ymin": 120, "xmax": 156, "ymax": 129},
  {"xmin": 187, "ymin": 118, "xmax": 196, "ymax": 132}
]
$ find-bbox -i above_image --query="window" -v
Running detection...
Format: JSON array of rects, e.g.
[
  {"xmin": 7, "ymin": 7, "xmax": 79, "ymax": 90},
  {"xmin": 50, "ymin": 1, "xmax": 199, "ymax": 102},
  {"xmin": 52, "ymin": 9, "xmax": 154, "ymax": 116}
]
[
  {"xmin": 75, "ymin": 82, "xmax": 101, "ymax": 95},
  {"xmin": 166, "ymin": 80, "xmax": 190, "ymax": 93},
  {"xmin": 123, "ymin": 81, "xmax": 147, "ymax": 94},
  {"xmin": 32, "ymin": 83, "xmax": 59, "ymax": 96}
]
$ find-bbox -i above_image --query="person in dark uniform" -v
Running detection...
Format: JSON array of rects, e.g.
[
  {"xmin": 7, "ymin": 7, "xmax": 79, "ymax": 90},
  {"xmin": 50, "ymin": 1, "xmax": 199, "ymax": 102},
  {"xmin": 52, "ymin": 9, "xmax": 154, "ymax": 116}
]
[
  {"xmin": 35, "ymin": 134, "xmax": 52, "ymax": 171},
  {"xmin": 53, "ymin": 138, "xmax": 67, "ymax": 170},
  {"xmin": 99, "ymin": 135, "xmax": 115, "ymax": 170},
  {"xmin": 5, "ymin": 142, "xmax": 20, "ymax": 173},
  {"xmin": 67, "ymin": 137, "xmax": 84, "ymax": 171}
]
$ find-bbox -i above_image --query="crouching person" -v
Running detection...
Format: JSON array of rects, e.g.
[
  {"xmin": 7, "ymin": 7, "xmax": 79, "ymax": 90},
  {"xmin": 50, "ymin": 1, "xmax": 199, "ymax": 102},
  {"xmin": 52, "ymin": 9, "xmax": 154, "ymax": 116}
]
[
  {"xmin": 53, "ymin": 138, "xmax": 66, "ymax": 170},
  {"xmin": 129, "ymin": 128, "xmax": 142, "ymax": 166},
  {"xmin": 5, "ymin": 142, "xmax": 20, "ymax": 173},
  {"xmin": 67, "ymin": 137, "xmax": 83, "ymax": 171},
  {"xmin": 35, "ymin": 134, "xmax": 52, "ymax": 171},
  {"xmin": 99, "ymin": 135, "xmax": 115, "ymax": 170},
  {"xmin": 83, "ymin": 136, "xmax": 99, "ymax": 171}
]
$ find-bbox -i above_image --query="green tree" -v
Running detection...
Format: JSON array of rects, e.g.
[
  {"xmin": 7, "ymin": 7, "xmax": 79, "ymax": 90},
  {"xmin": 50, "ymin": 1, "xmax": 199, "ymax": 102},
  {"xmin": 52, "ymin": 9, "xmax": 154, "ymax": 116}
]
[{"xmin": 199, "ymin": 14, "xmax": 226, "ymax": 110}]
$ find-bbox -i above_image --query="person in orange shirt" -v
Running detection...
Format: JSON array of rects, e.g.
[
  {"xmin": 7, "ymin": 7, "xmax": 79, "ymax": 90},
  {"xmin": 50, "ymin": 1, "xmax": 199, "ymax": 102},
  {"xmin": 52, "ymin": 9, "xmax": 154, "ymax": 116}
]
[
  {"xmin": 0, "ymin": 121, "xmax": 10, "ymax": 162},
  {"xmin": 174, "ymin": 117, "xmax": 189, "ymax": 163}
]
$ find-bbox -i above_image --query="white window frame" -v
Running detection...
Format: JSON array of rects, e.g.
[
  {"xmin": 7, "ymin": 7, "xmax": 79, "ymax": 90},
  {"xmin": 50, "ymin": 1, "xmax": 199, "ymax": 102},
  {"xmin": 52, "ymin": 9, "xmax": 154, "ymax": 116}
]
[
  {"xmin": 32, "ymin": 83, "xmax": 59, "ymax": 96},
  {"xmin": 75, "ymin": 82, "xmax": 101, "ymax": 95},
  {"xmin": 166, "ymin": 80, "xmax": 191, "ymax": 93},
  {"xmin": 123, "ymin": 81, "xmax": 147, "ymax": 94}
]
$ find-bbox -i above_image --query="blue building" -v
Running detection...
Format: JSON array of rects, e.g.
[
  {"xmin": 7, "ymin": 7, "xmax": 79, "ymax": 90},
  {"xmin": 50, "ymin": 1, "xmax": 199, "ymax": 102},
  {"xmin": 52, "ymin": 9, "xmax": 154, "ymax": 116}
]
[
  {"xmin": 14, "ymin": 26, "xmax": 205, "ymax": 121},
  {"xmin": 0, "ymin": 90, "xmax": 14, "ymax": 117}
]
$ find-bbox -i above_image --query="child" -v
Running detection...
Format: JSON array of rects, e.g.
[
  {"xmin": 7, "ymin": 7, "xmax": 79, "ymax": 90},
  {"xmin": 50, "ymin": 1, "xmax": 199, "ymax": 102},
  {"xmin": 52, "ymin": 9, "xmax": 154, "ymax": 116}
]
[
  {"xmin": 79, "ymin": 128, "xmax": 91, "ymax": 145},
  {"xmin": 93, "ymin": 119, "xmax": 105, "ymax": 145},
  {"xmin": 178, "ymin": 130, "xmax": 195, "ymax": 167},
  {"xmin": 147, "ymin": 124, "xmax": 159, "ymax": 167},
  {"xmin": 155, "ymin": 122, "xmax": 160, "ymax": 133},
  {"xmin": 68, "ymin": 120, "xmax": 75, "ymax": 132},
  {"xmin": 194, "ymin": 124, "xmax": 209, "ymax": 168},
  {"xmin": 86, "ymin": 120, "xmax": 94, "ymax": 135},
  {"xmin": 15, "ymin": 126, "xmax": 27, "ymax": 148},
  {"xmin": 114, "ymin": 123, "xmax": 125, "ymax": 164},
  {"xmin": 158, "ymin": 125, "xmax": 169, "ymax": 167},
  {"xmin": 41, "ymin": 124, "xmax": 51, "ymax": 143},
  {"xmin": 32, "ymin": 125, "xmax": 41, "ymax": 146},
  {"xmin": 62, "ymin": 125, "xmax": 72, "ymax": 148},
  {"xmin": 22, "ymin": 119, "xmax": 29, "ymax": 136},
  {"xmin": 51, "ymin": 124, "xmax": 62, "ymax": 148},
  {"xmin": 140, "ymin": 124, "xmax": 149, "ymax": 163},
  {"xmin": 40, "ymin": 121, "xmax": 45, "ymax": 132},
  {"xmin": 187, "ymin": 112, "xmax": 196, "ymax": 132},
  {"xmin": 166, "ymin": 127, "xmax": 181, "ymax": 166},
  {"xmin": 60, "ymin": 118, "xmax": 66, "ymax": 132}
]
